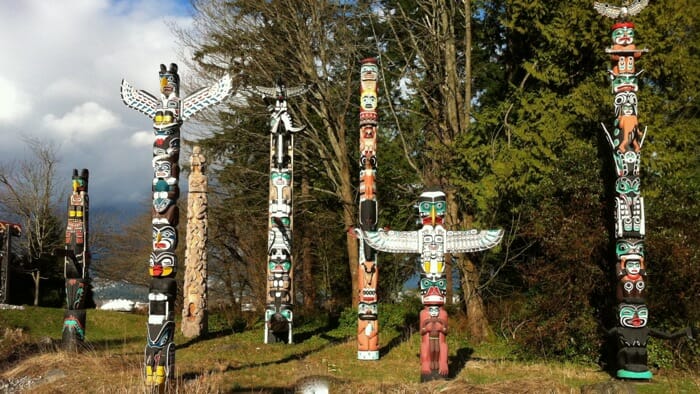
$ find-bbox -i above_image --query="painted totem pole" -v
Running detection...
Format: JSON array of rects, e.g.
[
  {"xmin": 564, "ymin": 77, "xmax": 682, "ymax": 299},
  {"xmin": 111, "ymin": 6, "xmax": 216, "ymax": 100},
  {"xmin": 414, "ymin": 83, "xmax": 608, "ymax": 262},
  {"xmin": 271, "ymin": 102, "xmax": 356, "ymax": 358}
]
[
  {"xmin": 247, "ymin": 79, "xmax": 308, "ymax": 344},
  {"xmin": 595, "ymin": 0, "xmax": 692, "ymax": 380},
  {"xmin": 0, "ymin": 221, "xmax": 21, "ymax": 304},
  {"xmin": 182, "ymin": 146, "xmax": 209, "ymax": 338},
  {"xmin": 354, "ymin": 190, "xmax": 502, "ymax": 381},
  {"xmin": 357, "ymin": 58, "xmax": 380, "ymax": 360},
  {"xmin": 121, "ymin": 64, "xmax": 232, "ymax": 385},
  {"xmin": 61, "ymin": 169, "xmax": 90, "ymax": 350}
]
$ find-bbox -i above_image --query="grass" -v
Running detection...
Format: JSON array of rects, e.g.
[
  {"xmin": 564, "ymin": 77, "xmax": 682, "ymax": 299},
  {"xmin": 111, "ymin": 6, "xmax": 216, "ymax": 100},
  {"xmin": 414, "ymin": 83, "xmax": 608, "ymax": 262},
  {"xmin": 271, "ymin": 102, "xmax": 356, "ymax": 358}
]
[{"xmin": 1, "ymin": 306, "xmax": 698, "ymax": 393}]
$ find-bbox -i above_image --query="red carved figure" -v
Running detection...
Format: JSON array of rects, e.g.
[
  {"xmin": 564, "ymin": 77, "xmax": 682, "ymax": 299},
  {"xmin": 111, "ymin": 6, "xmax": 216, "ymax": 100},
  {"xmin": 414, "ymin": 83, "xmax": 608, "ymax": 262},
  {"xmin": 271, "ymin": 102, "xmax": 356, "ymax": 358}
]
[{"xmin": 420, "ymin": 306, "xmax": 448, "ymax": 380}]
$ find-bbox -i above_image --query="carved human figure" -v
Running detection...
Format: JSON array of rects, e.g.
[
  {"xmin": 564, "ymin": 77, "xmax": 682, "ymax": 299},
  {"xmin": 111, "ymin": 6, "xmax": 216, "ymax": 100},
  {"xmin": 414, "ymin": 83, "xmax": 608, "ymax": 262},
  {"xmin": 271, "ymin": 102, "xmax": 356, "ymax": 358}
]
[{"xmin": 420, "ymin": 306, "xmax": 448, "ymax": 380}]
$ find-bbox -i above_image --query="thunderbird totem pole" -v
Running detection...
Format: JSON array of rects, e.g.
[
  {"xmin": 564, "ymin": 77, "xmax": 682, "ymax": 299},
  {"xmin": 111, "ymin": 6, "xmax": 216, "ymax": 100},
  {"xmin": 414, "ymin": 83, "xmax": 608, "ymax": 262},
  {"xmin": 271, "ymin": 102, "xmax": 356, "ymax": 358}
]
[
  {"xmin": 247, "ymin": 79, "xmax": 308, "ymax": 344},
  {"xmin": 182, "ymin": 146, "xmax": 209, "ymax": 338},
  {"xmin": 0, "ymin": 221, "xmax": 21, "ymax": 304},
  {"xmin": 60, "ymin": 169, "xmax": 90, "ymax": 350},
  {"xmin": 595, "ymin": 0, "xmax": 693, "ymax": 379},
  {"xmin": 357, "ymin": 58, "xmax": 380, "ymax": 360},
  {"xmin": 354, "ymin": 190, "xmax": 502, "ymax": 381},
  {"xmin": 121, "ymin": 63, "xmax": 232, "ymax": 385}
]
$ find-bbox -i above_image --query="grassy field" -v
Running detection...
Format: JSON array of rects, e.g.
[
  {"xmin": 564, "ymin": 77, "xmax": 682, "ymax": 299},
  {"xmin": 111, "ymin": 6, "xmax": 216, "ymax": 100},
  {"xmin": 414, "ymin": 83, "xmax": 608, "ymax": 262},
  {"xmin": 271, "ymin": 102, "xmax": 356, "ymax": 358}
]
[{"xmin": 0, "ymin": 306, "xmax": 698, "ymax": 393}]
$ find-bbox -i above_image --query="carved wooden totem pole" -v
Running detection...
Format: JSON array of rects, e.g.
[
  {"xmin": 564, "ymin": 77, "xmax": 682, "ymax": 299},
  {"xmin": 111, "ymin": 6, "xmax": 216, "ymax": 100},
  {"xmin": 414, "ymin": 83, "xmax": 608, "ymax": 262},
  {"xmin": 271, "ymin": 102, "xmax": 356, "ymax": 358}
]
[
  {"xmin": 182, "ymin": 146, "xmax": 209, "ymax": 338},
  {"xmin": 247, "ymin": 80, "xmax": 308, "ymax": 344},
  {"xmin": 354, "ymin": 190, "xmax": 502, "ymax": 381},
  {"xmin": 357, "ymin": 58, "xmax": 380, "ymax": 360},
  {"xmin": 121, "ymin": 63, "xmax": 231, "ymax": 386},
  {"xmin": 0, "ymin": 221, "xmax": 21, "ymax": 304},
  {"xmin": 61, "ymin": 169, "xmax": 90, "ymax": 350}
]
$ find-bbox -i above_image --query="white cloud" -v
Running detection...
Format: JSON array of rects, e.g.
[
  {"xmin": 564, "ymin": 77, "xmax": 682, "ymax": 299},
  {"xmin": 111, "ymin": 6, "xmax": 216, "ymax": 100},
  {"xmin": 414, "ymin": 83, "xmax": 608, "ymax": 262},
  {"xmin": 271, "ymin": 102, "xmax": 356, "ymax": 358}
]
[
  {"xmin": 0, "ymin": 0, "xmax": 197, "ymax": 206},
  {"xmin": 0, "ymin": 76, "xmax": 32, "ymax": 123},
  {"xmin": 130, "ymin": 130, "xmax": 155, "ymax": 147},
  {"xmin": 43, "ymin": 102, "xmax": 120, "ymax": 138}
]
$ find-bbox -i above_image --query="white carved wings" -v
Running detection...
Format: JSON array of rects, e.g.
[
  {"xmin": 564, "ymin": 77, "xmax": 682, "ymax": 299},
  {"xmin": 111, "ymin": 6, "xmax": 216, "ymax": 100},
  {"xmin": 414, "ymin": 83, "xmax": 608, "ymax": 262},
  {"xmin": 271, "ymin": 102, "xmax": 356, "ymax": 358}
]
[
  {"xmin": 354, "ymin": 228, "xmax": 421, "ymax": 254},
  {"xmin": 593, "ymin": 0, "xmax": 649, "ymax": 19},
  {"xmin": 120, "ymin": 79, "xmax": 159, "ymax": 119},
  {"xmin": 182, "ymin": 74, "xmax": 233, "ymax": 120},
  {"xmin": 444, "ymin": 229, "xmax": 504, "ymax": 253}
]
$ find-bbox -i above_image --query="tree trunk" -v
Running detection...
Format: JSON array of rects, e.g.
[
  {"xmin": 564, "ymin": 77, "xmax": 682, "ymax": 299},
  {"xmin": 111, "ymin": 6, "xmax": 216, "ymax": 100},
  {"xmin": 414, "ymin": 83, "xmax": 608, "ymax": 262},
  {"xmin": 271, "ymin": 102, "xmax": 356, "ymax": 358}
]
[
  {"xmin": 32, "ymin": 270, "xmax": 40, "ymax": 306},
  {"xmin": 300, "ymin": 164, "xmax": 315, "ymax": 314},
  {"xmin": 460, "ymin": 257, "xmax": 491, "ymax": 342}
]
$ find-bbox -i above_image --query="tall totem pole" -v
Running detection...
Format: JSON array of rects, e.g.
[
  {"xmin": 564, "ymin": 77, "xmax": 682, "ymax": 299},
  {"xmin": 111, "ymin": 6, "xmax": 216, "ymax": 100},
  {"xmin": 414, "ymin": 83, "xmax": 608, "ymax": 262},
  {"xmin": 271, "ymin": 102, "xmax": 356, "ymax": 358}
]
[
  {"xmin": 247, "ymin": 80, "xmax": 308, "ymax": 344},
  {"xmin": 354, "ymin": 190, "xmax": 502, "ymax": 381},
  {"xmin": 0, "ymin": 221, "xmax": 21, "ymax": 304},
  {"xmin": 182, "ymin": 146, "xmax": 209, "ymax": 338},
  {"xmin": 121, "ymin": 64, "xmax": 232, "ymax": 386},
  {"xmin": 357, "ymin": 58, "xmax": 380, "ymax": 360},
  {"xmin": 61, "ymin": 169, "xmax": 90, "ymax": 350}
]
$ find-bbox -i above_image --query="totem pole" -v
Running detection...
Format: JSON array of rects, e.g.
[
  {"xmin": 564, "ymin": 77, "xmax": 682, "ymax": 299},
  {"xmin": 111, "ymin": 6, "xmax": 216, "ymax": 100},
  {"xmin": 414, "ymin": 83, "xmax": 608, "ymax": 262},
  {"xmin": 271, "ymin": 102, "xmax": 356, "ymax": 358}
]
[
  {"xmin": 0, "ymin": 221, "xmax": 21, "ymax": 304},
  {"xmin": 247, "ymin": 79, "xmax": 308, "ymax": 344},
  {"xmin": 354, "ymin": 190, "xmax": 502, "ymax": 381},
  {"xmin": 595, "ymin": 0, "xmax": 692, "ymax": 379},
  {"xmin": 357, "ymin": 58, "xmax": 380, "ymax": 360},
  {"xmin": 61, "ymin": 169, "xmax": 90, "ymax": 350},
  {"xmin": 121, "ymin": 64, "xmax": 232, "ymax": 386},
  {"xmin": 182, "ymin": 146, "xmax": 209, "ymax": 338}
]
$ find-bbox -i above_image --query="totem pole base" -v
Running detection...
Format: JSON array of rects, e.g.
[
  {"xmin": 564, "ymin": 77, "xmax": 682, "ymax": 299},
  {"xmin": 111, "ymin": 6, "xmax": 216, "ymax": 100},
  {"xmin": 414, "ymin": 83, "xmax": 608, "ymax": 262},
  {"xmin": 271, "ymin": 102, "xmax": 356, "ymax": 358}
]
[
  {"xmin": 617, "ymin": 369, "xmax": 652, "ymax": 380},
  {"xmin": 61, "ymin": 309, "xmax": 86, "ymax": 351},
  {"xmin": 357, "ymin": 351, "xmax": 379, "ymax": 360},
  {"xmin": 420, "ymin": 371, "xmax": 447, "ymax": 383}
]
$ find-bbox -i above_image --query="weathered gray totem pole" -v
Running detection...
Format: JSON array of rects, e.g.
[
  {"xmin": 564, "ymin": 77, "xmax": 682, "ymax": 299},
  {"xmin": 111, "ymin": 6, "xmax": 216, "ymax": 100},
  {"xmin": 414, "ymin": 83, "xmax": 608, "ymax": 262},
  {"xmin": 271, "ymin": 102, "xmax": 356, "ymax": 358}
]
[
  {"xmin": 595, "ymin": 0, "xmax": 692, "ymax": 379},
  {"xmin": 354, "ymin": 190, "xmax": 502, "ymax": 381},
  {"xmin": 0, "ymin": 221, "xmax": 21, "ymax": 304},
  {"xmin": 247, "ymin": 80, "xmax": 308, "ymax": 344},
  {"xmin": 182, "ymin": 146, "xmax": 209, "ymax": 338},
  {"xmin": 121, "ymin": 64, "xmax": 231, "ymax": 386},
  {"xmin": 61, "ymin": 169, "xmax": 90, "ymax": 350},
  {"xmin": 357, "ymin": 58, "xmax": 380, "ymax": 360}
]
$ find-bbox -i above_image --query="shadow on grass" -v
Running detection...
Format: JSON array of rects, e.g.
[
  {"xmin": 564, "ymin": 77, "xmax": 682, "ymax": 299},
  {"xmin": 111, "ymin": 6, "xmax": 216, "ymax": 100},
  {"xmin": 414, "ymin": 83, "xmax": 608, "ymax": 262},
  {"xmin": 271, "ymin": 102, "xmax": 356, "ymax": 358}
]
[
  {"xmin": 180, "ymin": 331, "xmax": 347, "ymax": 382},
  {"xmin": 448, "ymin": 346, "xmax": 474, "ymax": 379},
  {"xmin": 177, "ymin": 328, "xmax": 238, "ymax": 350}
]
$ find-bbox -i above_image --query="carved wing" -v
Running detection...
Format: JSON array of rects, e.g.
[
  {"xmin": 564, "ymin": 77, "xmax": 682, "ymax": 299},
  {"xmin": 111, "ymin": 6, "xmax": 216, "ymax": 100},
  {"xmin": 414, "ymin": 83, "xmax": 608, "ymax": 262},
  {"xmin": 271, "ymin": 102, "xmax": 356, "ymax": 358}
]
[
  {"xmin": 285, "ymin": 85, "xmax": 310, "ymax": 98},
  {"xmin": 445, "ymin": 229, "xmax": 503, "ymax": 253},
  {"xmin": 593, "ymin": 2, "xmax": 621, "ymax": 19},
  {"xmin": 120, "ymin": 79, "xmax": 159, "ymax": 119},
  {"xmin": 247, "ymin": 85, "xmax": 279, "ymax": 99},
  {"xmin": 354, "ymin": 228, "xmax": 420, "ymax": 254},
  {"xmin": 181, "ymin": 74, "xmax": 233, "ymax": 120},
  {"xmin": 627, "ymin": 0, "xmax": 649, "ymax": 16}
]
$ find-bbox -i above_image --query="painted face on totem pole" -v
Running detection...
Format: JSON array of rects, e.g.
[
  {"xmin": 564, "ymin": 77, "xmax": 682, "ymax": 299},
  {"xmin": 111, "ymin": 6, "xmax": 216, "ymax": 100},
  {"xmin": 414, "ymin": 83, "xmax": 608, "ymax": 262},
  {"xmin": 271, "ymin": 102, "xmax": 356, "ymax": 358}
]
[
  {"xmin": 616, "ymin": 239, "xmax": 644, "ymax": 259},
  {"xmin": 611, "ymin": 23, "xmax": 635, "ymax": 46},
  {"xmin": 418, "ymin": 191, "xmax": 447, "ymax": 226},
  {"xmin": 153, "ymin": 224, "xmax": 177, "ymax": 252},
  {"xmin": 153, "ymin": 135, "xmax": 180, "ymax": 158},
  {"xmin": 612, "ymin": 74, "xmax": 638, "ymax": 93},
  {"xmin": 428, "ymin": 306, "xmax": 440, "ymax": 318},
  {"xmin": 614, "ymin": 92, "xmax": 637, "ymax": 117},
  {"xmin": 153, "ymin": 160, "xmax": 179, "ymax": 180},
  {"xmin": 268, "ymin": 259, "xmax": 291, "ymax": 273},
  {"xmin": 420, "ymin": 273, "xmax": 447, "ymax": 305},
  {"xmin": 619, "ymin": 304, "xmax": 648, "ymax": 328},
  {"xmin": 358, "ymin": 302, "xmax": 378, "ymax": 319},
  {"xmin": 153, "ymin": 109, "xmax": 180, "ymax": 133},
  {"xmin": 149, "ymin": 251, "xmax": 176, "ymax": 277},
  {"xmin": 71, "ymin": 169, "xmax": 89, "ymax": 193}
]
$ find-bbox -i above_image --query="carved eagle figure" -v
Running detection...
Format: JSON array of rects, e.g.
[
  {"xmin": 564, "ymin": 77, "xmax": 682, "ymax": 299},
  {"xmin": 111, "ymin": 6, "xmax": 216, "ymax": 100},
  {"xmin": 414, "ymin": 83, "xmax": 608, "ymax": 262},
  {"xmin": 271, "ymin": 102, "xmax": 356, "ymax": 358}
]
[{"xmin": 593, "ymin": 0, "xmax": 649, "ymax": 20}]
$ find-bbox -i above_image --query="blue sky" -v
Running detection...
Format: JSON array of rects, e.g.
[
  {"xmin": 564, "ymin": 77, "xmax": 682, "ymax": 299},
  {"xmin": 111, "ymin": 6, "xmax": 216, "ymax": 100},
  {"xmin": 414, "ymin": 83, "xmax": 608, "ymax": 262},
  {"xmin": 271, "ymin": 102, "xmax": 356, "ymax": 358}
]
[{"xmin": 0, "ymin": 0, "xmax": 203, "ymax": 210}]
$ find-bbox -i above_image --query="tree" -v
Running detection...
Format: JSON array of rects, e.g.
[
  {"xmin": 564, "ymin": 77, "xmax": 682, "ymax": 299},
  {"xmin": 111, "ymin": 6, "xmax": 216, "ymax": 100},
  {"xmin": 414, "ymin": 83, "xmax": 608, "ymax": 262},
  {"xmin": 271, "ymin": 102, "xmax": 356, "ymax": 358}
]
[{"xmin": 0, "ymin": 138, "xmax": 65, "ymax": 305}]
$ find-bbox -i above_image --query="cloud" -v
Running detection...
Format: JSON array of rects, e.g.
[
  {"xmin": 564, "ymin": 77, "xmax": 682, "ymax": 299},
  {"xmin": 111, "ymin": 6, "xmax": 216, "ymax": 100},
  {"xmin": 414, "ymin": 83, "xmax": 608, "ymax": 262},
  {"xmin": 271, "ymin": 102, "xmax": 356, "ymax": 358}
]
[
  {"xmin": 43, "ymin": 102, "xmax": 120, "ymax": 139},
  {"xmin": 130, "ymin": 130, "xmax": 155, "ymax": 147},
  {"xmin": 0, "ymin": 76, "xmax": 32, "ymax": 123}
]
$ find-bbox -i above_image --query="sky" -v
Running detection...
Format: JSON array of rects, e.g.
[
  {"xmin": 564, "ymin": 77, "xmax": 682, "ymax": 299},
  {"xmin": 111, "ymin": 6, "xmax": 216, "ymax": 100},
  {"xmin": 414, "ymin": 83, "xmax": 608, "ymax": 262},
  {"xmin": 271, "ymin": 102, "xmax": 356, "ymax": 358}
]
[{"xmin": 0, "ymin": 0, "xmax": 203, "ymax": 212}]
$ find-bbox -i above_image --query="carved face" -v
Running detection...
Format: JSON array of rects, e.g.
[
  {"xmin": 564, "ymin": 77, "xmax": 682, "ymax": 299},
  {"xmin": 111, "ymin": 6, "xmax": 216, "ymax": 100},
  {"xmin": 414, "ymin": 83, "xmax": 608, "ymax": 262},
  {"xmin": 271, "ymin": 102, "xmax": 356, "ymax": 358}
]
[
  {"xmin": 71, "ymin": 169, "xmax": 89, "ymax": 193},
  {"xmin": 619, "ymin": 304, "xmax": 648, "ymax": 328},
  {"xmin": 149, "ymin": 251, "xmax": 176, "ymax": 277},
  {"xmin": 420, "ymin": 274, "xmax": 447, "ymax": 305},
  {"xmin": 615, "ymin": 176, "xmax": 640, "ymax": 196},
  {"xmin": 153, "ymin": 160, "xmax": 178, "ymax": 179},
  {"xmin": 616, "ymin": 239, "xmax": 644, "ymax": 259},
  {"xmin": 153, "ymin": 224, "xmax": 177, "ymax": 252},
  {"xmin": 428, "ymin": 306, "xmax": 440, "ymax": 318},
  {"xmin": 418, "ymin": 191, "xmax": 447, "ymax": 226},
  {"xmin": 611, "ymin": 24, "xmax": 635, "ymax": 46},
  {"xmin": 612, "ymin": 74, "xmax": 638, "ymax": 93}
]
